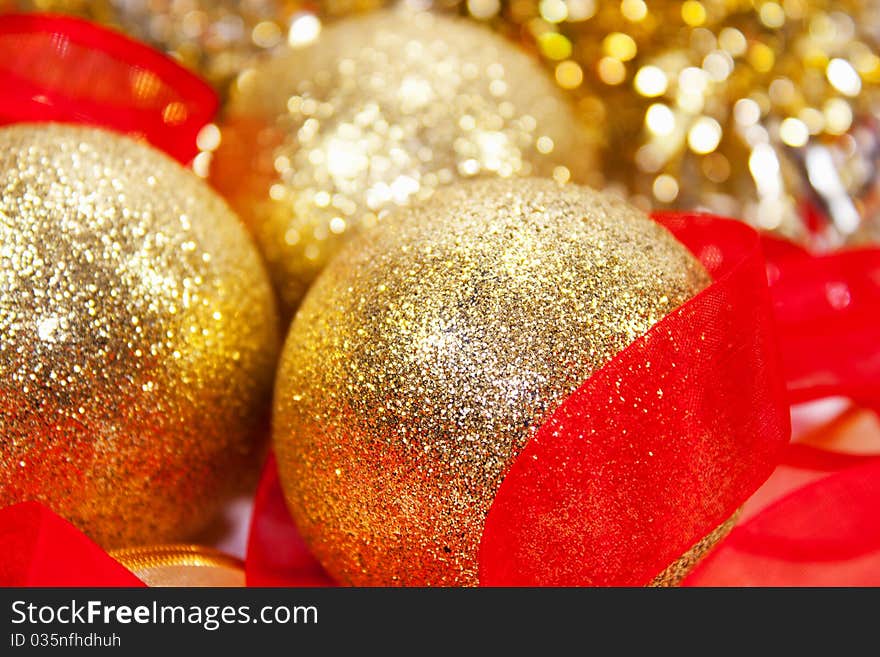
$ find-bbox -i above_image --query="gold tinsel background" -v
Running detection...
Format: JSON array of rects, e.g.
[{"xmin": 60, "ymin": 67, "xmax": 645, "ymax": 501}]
[
  {"xmin": 453, "ymin": 0, "xmax": 880, "ymax": 245},
  {"xmin": 4, "ymin": 0, "xmax": 879, "ymax": 245}
]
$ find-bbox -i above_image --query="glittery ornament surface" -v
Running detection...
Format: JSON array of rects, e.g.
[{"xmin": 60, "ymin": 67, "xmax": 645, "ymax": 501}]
[
  {"xmin": 273, "ymin": 178, "xmax": 709, "ymax": 586},
  {"xmin": 210, "ymin": 9, "xmax": 598, "ymax": 314},
  {"xmin": 0, "ymin": 124, "xmax": 279, "ymax": 549}
]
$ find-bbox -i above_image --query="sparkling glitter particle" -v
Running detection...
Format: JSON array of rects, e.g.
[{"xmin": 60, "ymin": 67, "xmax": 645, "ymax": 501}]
[
  {"xmin": 273, "ymin": 178, "xmax": 711, "ymax": 586},
  {"xmin": 0, "ymin": 124, "xmax": 279, "ymax": 548}
]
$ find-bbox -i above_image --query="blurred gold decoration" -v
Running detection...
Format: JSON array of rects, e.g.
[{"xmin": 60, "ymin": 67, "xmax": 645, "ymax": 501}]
[
  {"xmin": 2, "ymin": 0, "xmax": 383, "ymax": 89},
  {"xmin": 6, "ymin": 1, "xmax": 877, "ymax": 244},
  {"xmin": 209, "ymin": 9, "xmax": 598, "ymax": 315},
  {"xmin": 444, "ymin": 0, "xmax": 880, "ymax": 246},
  {"xmin": 273, "ymin": 177, "xmax": 710, "ymax": 586},
  {"xmin": 0, "ymin": 124, "xmax": 279, "ymax": 549}
]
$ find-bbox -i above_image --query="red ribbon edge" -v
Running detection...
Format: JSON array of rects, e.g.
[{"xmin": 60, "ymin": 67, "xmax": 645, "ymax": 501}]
[
  {"xmin": 0, "ymin": 13, "xmax": 217, "ymax": 163},
  {"xmin": 683, "ymin": 457, "xmax": 880, "ymax": 586},
  {"xmin": 478, "ymin": 213, "xmax": 791, "ymax": 586},
  {"xmin": 0, "ymin": 502, "xmax": 145, "ymax": 587}
]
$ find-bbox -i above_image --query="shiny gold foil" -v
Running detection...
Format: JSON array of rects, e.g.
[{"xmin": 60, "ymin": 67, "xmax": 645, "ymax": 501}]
[
  {"xmin": 210, "ymin": 9, "xmax": 598, "ymax": 315},
  {"xmin": 0, "ymin": 124, "xmax": 279, "ymax": 549},
  {"xmin": 273, "ymin": 178, "xmax": 710, "ymax": 586},
  {"xmin": 110, "ymin": 545, "xmax": 245, "ymax": 587}
]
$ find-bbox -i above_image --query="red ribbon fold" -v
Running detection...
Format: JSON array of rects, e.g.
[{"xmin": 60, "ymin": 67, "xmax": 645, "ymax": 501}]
[
  {"xmin": 771, "ymin": 246, "xmax": 880, "ymax": 413},
  {"xmin": 0, "ymin": 13, "xmax": 217, "ymax": 163},
  {"xmin": 684, "ymin": 458, "xmax": 880, "ymax": 586},
  {"xmin": 1, "ymin": 14, "xmax": 879, "ymax": 587},
  {"xmin": 246, "ymin": 454, "xmax": 334, "ymax": 587},
  {"xmin": 479, "ymin": 215, "xmax": 790, "ymax": 585},
  {"xmin": 0, "ymin": 502, "xmax": 143, "ymax": 587}
]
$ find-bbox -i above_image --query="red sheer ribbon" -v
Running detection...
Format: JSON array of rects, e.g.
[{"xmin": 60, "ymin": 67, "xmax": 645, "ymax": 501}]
[
  {"xmin": 245, "ymin": 214, "xmax": 795, "ymax": 586},
  {"xmin": 0, "ymin": 14, "xmax": 217, "ymax": 163},
  {"xmin": 770, "ymin": 246, "xmax": 880, "ymax": 413},
  {"xmin": 684, "ymin": 241, "xmax": 880, "ymax": 586},
  {"xmin": 0, "ymin": 502, "xmax": 144, "ymax": 586},
  {"xmin": 479, "ymin": 214, "xmax": 790, "ymax": 585},
  {"xmin": 684, "ymin": 459, "xmax": 880, "ymax": 586}
]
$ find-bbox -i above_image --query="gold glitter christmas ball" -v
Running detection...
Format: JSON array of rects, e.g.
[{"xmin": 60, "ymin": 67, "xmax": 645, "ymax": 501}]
[
  {"xmin": 273, "ymin": 177, "xmax": 711, "ymax": 586},
  {"xmin": 0, "ymin": 124, "xmax": 280, "ymax": 549},
  {"xmin": 209, "ymin": 9, "xmax": 598, "ymax": 315}
]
